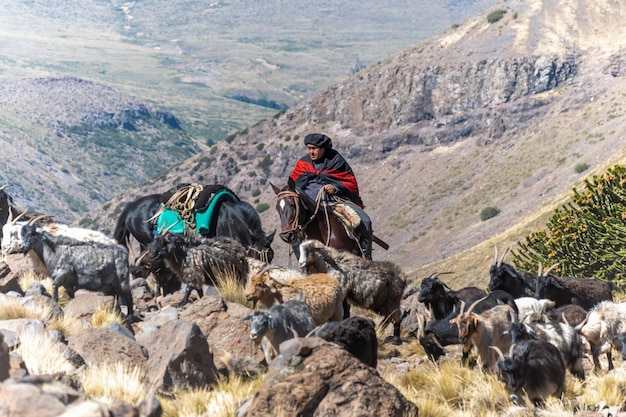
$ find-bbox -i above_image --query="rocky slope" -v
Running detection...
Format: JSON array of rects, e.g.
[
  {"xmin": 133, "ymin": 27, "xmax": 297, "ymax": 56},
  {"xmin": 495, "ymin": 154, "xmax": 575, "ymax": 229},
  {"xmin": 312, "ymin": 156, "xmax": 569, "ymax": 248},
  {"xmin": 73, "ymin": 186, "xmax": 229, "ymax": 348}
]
[{"xmin": 89, "ymin": 0, "xmax": 626, "ymax": 287}]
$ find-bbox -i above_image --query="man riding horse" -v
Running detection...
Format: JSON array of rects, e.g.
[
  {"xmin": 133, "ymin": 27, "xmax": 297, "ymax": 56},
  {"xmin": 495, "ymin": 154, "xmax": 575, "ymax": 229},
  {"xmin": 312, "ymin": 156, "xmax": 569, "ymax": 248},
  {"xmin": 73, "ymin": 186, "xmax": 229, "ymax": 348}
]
[{"xmin": 290, "ymin": 133, "xmax": 373, "ymax": 260}]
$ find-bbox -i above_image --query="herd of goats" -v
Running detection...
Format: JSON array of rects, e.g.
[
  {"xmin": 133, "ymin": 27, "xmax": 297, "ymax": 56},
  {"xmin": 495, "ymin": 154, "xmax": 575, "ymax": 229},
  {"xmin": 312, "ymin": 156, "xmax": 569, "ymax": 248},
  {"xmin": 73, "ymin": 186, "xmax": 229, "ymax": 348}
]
[{"xmin": 2, "ymin": 185, "xmax": 626, "ymax": 407}]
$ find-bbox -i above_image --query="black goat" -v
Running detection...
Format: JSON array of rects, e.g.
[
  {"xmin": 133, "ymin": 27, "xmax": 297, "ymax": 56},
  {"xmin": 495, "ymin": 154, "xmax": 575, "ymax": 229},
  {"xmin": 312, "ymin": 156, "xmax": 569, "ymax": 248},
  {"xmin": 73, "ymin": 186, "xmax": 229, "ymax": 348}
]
[
  {"xmin": 488, "ymin": 246, "xmax": 538, "ymax": 298},
  {"xmin": 535, "ymin": 269, "xmax": 614, "ymax": 310},
  {"xmin": 417, "ymin": 272, "xmax": 486, "ymax": 320},
  {"xmin": 310, "ymin": 316, "xmax": 378, "ymax": 368},
  {"xmin": 546, "ymin": 304, "xmax": 588, "ymax": 328},
  {"xmin": 493, "ymin": 340, "xmax": 566, "ymax": 407},
  {"xmin": 506, "ymin": 321, "xmax": 585, "ymax": 380}
]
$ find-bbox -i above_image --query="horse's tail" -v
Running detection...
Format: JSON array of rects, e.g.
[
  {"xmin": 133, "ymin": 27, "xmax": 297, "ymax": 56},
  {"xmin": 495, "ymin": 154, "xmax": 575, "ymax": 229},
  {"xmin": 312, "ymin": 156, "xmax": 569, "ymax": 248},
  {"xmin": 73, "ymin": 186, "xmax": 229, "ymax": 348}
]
[{"xmin": 113, "ymin": 203, "xmax": 131, "ymax": 245}]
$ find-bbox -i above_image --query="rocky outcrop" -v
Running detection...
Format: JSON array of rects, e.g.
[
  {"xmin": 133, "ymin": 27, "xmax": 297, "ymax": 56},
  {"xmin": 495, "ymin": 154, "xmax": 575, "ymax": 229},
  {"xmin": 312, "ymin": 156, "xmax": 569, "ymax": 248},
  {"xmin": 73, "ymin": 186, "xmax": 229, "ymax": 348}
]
[{"xmin": 241, "ymin": 337, "xmax": 419, "ymax": 417}]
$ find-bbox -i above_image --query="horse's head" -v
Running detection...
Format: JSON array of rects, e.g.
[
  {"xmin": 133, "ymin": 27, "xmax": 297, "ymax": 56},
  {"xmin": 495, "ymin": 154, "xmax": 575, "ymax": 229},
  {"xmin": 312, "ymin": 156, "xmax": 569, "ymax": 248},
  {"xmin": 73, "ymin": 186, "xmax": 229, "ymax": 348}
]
[
  {"xmin": 247, "ymin": 229, "xmax": 276, "ymax": 263},
  {"xmin": 271, "ymin": 182, "xmax": 307, "ymax": 245}
]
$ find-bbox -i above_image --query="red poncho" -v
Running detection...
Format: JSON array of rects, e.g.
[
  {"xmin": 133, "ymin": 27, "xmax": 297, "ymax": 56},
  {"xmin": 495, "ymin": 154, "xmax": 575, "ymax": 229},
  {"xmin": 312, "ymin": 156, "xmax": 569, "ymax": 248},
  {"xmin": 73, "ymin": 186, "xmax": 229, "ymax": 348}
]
[{"xmin": 290, "ymin": 149, "xmax": 364, "ymax": 208}]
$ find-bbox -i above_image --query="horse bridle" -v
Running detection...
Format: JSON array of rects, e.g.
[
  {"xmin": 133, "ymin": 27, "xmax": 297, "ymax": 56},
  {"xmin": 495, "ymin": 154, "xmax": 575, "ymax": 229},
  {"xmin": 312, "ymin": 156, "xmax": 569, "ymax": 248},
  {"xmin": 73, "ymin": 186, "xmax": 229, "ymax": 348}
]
[{"xmin": 276, "ymin": 189, "xmax": 332, "ymax": 245}]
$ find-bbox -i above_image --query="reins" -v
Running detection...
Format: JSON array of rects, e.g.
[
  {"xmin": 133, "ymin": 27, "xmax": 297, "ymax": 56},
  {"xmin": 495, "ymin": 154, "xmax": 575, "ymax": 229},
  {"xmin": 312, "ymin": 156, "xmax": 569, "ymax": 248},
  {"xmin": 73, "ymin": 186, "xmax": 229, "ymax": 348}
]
[{"xmin": 276, "ymin": 189, "xmax": 333, "ymax": 245}]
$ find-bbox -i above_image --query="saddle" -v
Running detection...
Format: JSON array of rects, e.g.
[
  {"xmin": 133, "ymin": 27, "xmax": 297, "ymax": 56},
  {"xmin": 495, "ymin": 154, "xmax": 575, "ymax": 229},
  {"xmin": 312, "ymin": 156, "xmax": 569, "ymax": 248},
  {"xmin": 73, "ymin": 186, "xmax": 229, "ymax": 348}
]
[
  {"xmin": 155, "ymin": 183, "xmax": 237, "ymax": 235},
  {"xmin": 329, "ymin": 203, "xmax": 361, "ymax": 239}
]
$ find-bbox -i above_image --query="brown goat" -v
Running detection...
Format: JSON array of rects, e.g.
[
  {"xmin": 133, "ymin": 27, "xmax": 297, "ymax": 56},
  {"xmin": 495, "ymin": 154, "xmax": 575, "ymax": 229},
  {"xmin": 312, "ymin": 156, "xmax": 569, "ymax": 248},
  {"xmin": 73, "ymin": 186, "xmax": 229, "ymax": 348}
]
[
  {"xmin": 450, "ymin": 296, "xmax": 517, "ymax": 371},
  {"xmin": 245, "ymin": 271, "xmax": 344, "ymax": 326}
]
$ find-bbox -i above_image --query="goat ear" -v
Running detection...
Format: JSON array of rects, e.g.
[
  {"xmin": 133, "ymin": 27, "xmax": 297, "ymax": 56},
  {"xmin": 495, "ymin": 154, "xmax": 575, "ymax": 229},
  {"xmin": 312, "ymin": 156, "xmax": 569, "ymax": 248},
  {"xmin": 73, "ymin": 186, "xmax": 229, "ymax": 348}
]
[
  {"xmin": 449, "ymin": 317, "xmax": 458, "ymax": 324},
  {"xmin": 240, "ymin": 314, "xmax": 253, "ymax": 323},
  {"xmin": 268, "ymin": 315, "xmax": 277, "ymax": 331}
]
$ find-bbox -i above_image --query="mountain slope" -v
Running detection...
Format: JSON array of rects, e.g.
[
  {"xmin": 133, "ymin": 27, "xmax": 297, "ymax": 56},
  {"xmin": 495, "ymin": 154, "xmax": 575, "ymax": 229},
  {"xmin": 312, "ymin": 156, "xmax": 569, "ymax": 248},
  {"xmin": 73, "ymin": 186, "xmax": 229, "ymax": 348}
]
[
  {"xmin": 0, "ymin": 0, "xmax": 498, "ymax": 222},
  {"xmin": 89, "ymin": 0, "xmax": 626, "ymax": 287}
]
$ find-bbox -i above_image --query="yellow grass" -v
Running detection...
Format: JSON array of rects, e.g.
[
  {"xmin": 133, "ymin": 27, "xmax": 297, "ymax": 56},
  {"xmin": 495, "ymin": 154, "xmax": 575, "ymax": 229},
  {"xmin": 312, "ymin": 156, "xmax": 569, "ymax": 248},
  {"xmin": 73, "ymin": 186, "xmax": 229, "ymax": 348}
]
[
  {"xmin": 17, "ymin": 327, "xmax": 78, "ymax": 376},
  {"xmin": 0, "ymin": 295, "xmax": 55, "ymax": 321},
  {"xmin": 159, "ymin": 375, "xmax": 264, "ymax": 417},
  {"xmin": 81, "ymin": 361, "xmax": 149, "ymax": 406},
  {"xmin": 210, "ymin": 262, "xmax": 248, "ymax": 306},
  {"xmin": 90, "ymin": 305, "xmax": 127, "ymax": 329},
  {"xmin": 46, "ymin": 313, "xmax": 91, "ymax": 338},
  {"xmin": 17, "ymin": 273, "xmax": 70, "ymax": 305}
]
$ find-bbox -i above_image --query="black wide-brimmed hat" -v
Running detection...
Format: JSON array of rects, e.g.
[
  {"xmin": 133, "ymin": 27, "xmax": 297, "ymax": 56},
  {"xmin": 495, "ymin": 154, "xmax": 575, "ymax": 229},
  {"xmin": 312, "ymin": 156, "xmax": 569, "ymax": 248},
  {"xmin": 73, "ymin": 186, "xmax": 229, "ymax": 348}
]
[{"xmin": 304, "ymin": 133, "xmax": 333, "ymax": 149}]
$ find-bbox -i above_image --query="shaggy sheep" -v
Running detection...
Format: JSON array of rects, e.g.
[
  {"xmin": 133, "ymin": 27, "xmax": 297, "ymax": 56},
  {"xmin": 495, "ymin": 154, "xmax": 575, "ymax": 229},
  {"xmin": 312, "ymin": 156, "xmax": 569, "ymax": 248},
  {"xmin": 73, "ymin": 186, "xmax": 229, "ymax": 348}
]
[
  {"xmin": 244, "ymin": 271, "xmax": 344, "ymax": 325},
  {"xmin": 298, "ymin": 239, "xmax": 407, "ymax": 344}
]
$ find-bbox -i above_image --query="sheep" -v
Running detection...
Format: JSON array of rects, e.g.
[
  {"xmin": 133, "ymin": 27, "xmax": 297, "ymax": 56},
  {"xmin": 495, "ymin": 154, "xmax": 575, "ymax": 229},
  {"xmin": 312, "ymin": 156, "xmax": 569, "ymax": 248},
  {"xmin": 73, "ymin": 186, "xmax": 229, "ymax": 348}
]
[
  {"xmin": 246, "ymin": 258, "xmax": 305, "ymax": 283},
  {"xmin": 506, "ymin": 320, "xmax": 585, "ymax": 379},
  {"xmin": 577, "ymin": 300, "xmax": 626, "ymax": 371},
  {"xmin": 148, "ymin": 233, "xmax": 249, "ymax": 307},
  {"xmin": 308, "ymin": 316, "xmax": 378, "ymax": 368},
  {"xmin": 241, "ymin": 299, "xmax": 316, "ymax": 364},
  {"xmin": 419, "ymin": 290, "xmax": 519, "ymax": 363},
  {"xmin": 417, "ymin": 272, "xmax": 486, "ymax": 320},
  {"xmin": 298, "ymin": 239, "xmax": 407, "ymax": 344},
  {"xmin": 450, "ymin": 296, "xmax": 517, "ymax": 371},
  {"xmin": 514, "ymin": 297, "xmax": 555, "ymax": 323},
  {"xmin": 1, "ymin": 222, "xmax": 133, "ymax": 317},
  {"xmin": 244, "ymin": 271, "xmax": 344, "ymax": 325},
  {"xmin": 488, "ymin": 246, "xmax": 538, "ymax": 298},
  {"xmin": 535, "ymin": 268, "xmax": 614, "ymax": 310},
  {"xmin": 546, "ymin": 304, "xmax": 588, "ymax": 328},
  {"xmin": 493, "ymin": 340, "xmax": 566, "ymax": 407}
]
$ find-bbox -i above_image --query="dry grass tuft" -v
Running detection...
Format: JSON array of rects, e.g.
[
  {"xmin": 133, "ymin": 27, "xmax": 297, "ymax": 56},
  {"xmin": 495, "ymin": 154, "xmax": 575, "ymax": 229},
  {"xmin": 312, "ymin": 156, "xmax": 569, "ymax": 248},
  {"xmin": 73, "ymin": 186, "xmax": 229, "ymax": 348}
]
[
  {"xmin": 17, "ymin": 327, "xmax": 79, "ymax": 376},
  {"xmin": 81, "ymin": 361, "xmax": 148, "ymax": 406},
  {"xmin": 0, "ymin": 294, "xmax": 55, "ymax": 321},
  {"xmin": 91, "ymin": 304, "xmax": 126, "ymax": 328},
  {"xmin": 580, "ymin": 367, "xmax": 626, "ymax": 408},
  {"xmin": 210, "ymin": 262, "xmax": 248, "ymax": 305},
  {"xmin": 46, "ymin": 313, "xmax": 91, "ymax": 338},
  {"xmin": 159, "ymin": 375, "xmax": 263, "ymax": 417}
]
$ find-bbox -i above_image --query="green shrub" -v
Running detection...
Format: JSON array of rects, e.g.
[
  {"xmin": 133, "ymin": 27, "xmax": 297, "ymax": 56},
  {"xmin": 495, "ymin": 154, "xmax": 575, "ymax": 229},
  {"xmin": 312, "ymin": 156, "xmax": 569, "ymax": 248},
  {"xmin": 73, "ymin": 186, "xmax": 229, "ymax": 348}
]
[
  {"xmin": 513, "ymin": 164, "xmax": 626, "ymax": 284},
  {"xmin": 480, "ymin": 206, "xmax": 501, "ymax": 221},
  {"xmin": 487, "ymin": 9, "xmax": 506, "ymax": 23},
  {"xmin": 256, "ymin": 203, "xmax": 270, "ymax": 213},
  {"xmin": 574, "ymin": 162, "xmax": 590, "ymax": 173},
  {"xmin": 251, "ymin": 189, "xmax": 261, "ymax": 197}
]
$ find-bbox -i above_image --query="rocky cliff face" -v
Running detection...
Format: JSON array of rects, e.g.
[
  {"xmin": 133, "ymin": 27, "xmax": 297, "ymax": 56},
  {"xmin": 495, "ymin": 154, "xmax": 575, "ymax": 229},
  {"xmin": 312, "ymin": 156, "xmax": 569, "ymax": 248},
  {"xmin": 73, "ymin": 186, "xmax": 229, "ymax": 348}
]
[{"xmin": 92, "ymin": 0, "xmax": 626, "ymax": 281}]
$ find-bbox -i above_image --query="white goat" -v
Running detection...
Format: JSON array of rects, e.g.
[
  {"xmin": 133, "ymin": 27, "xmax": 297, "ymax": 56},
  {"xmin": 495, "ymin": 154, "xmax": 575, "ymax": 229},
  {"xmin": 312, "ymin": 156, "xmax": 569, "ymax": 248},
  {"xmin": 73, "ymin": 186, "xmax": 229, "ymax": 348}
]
[{"xmin": 577, "ymin": 300, "xmax": 626, "ymax": 371}]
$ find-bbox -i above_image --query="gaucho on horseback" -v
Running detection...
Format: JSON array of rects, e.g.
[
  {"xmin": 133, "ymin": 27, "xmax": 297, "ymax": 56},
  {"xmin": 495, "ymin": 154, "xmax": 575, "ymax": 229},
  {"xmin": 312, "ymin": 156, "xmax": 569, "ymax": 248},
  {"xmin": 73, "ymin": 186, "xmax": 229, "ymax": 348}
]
[{"xmin": 290, "ymin": 133, "xmax": 373, "ymax": 260}]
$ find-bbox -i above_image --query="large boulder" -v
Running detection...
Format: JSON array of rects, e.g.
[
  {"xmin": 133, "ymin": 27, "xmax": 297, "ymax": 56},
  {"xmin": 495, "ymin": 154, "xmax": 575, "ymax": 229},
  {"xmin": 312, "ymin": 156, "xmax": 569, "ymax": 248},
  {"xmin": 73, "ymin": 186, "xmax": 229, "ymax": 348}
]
[
  {"xmin": 67, "ymin": 327, "xmax": 145, "ymax": 369},
  {"xmin": 138, "ymin": 320, "xmax": 218, "ymax": 393},
  {"xmin": 179, "ymin": 295, "xmax": 266, "ymax": 374},
  {"xmin": 0, "ymin": 263, "xmax": 22, "ymax": 295},
  {"xmin": 243, "ymin": 337, "xmax": 419, "ymax": 417}
]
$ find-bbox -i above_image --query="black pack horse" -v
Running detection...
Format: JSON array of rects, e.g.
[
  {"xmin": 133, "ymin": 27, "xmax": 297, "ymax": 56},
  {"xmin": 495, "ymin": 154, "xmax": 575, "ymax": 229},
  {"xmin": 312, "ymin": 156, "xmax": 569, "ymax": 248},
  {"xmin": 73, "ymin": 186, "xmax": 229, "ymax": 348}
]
[
  {"xmin": 271, "ymin": 179, "xmax": 360, "ymax": 259},
  {"xmin": 113, "ymin": 187, "xmax": 275, "ymax": 262}
]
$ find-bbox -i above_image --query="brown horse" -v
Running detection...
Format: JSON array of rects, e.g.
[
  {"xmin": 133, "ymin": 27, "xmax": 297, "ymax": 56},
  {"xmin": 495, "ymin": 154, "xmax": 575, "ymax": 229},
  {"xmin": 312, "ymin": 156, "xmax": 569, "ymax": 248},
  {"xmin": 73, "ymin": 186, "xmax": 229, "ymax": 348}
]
[{"xmin": 271, "ymin": 179, "xmax": 360, "ymax": 259}]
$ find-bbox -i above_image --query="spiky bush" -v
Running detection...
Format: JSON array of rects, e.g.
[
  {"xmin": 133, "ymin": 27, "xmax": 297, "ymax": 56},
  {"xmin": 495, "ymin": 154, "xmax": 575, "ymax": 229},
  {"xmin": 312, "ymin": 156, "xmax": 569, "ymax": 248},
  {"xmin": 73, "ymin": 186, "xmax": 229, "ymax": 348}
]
[{"xmin": 513, "ymin": 164, "xmax": 626, "ymax": 284}]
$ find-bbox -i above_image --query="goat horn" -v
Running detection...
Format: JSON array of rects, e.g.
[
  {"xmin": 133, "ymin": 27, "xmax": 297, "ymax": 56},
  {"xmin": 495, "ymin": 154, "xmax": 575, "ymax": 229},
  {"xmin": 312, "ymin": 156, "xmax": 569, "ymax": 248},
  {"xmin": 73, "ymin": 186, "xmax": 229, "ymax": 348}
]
[
  {"xmin": 158, "ymin": 221, "xmax": 178, "ymax": 235},
  {"xmin": 494, "ymin": 245, "xmax": 499, "ymax": 265},
  {"xmin": 498, "ymin": 246, "xmax": 511, "ymax": 266},
  {"xmin": 135, "ymin": 250, "xmax": 150, "ymax": 265},
  {"xmin": 542, "ymin": 263, "xmax": 560, "ymax": 277},
  {"xmin": 0, "ymin": 184, "xmax": 10, "ymax": 191},
  {"xmin": 27, "ymin": 214, "xmax": 48, "ymax": 226},
  {"xmin": 490, "ymin": 345, "xmax": 506, "ymax": 362},
  {"xmin": 466, "ymin": 295, "xmax": 489, "ymax": 315}
]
